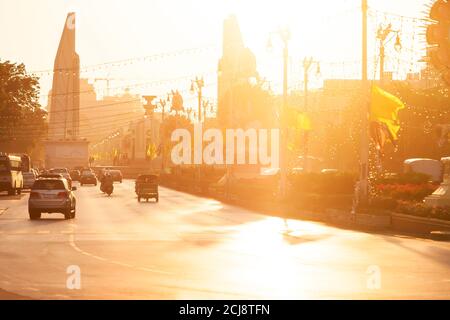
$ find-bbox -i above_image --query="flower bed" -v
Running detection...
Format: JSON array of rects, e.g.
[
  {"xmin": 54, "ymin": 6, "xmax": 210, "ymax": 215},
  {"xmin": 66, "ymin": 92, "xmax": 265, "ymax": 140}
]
[
  {"xmin": 375, "ymin": 183, "xmax": 438, "ymax": 202},
  {"xmin": 395, "ymin": 201, "xmax": 450, "ymax": 221}
]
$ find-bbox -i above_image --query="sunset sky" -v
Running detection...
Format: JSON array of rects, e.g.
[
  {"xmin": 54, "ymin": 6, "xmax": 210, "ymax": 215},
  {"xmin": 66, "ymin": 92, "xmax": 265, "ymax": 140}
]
[{"xmin": 0, "ymin": 0, "xmax": 428, "ymax": 107}]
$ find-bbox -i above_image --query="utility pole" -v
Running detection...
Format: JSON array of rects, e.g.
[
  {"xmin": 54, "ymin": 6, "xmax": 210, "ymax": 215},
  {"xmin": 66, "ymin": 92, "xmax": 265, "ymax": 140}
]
[{"xmin": 359, "ymin": 0, "xmax": 370, "ymax": 206}]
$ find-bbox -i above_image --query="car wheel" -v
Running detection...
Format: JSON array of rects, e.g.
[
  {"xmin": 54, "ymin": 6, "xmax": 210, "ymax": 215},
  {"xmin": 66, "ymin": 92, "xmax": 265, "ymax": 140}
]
[
  {"xmin": 64, "ymin": 208, "xmax": 72, "ymax": 220},
  {"xmin": 17, "ymin": 188, "xmax": 22, "ymax": 195},
  {"xmin": 138, "ymin": 197, "xmax": 141, "ymax": 202},
  {"xmin": 29, "ymin": 210, "xmax": 41, "ymax": 220}
]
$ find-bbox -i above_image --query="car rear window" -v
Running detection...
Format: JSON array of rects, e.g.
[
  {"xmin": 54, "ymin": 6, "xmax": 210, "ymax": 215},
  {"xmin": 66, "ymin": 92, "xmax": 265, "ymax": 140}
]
[
  {"xmin": 138, "ymin": 176, "xmax": 157, "ymax": 183},
  {"xmin": 32, "ymin": 180, "xmax": 65, "ymax": 190}
]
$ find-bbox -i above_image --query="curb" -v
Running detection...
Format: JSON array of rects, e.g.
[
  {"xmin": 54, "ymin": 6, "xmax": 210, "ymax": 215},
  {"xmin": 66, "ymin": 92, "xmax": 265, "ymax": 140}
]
[{"xmin": 429, "ymin": 231, "xmax": 450, "ymax": 241}]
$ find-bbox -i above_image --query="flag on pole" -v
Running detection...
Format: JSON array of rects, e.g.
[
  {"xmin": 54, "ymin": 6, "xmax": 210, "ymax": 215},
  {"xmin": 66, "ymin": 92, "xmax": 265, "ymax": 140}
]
[
  {"xmin": 286, "ymin": 107, "xmax": 313, "ymax": 154},
  {"xmin": 146, "ymin": 143, "xmax": 157, "ymax": 160},
  {"xmin": 286, "ymin": 108, "xmax": 313, "ymax": 131},
  {"xmin": 370, "ymin": 85, "xmax": 405, "ymax": 143}
]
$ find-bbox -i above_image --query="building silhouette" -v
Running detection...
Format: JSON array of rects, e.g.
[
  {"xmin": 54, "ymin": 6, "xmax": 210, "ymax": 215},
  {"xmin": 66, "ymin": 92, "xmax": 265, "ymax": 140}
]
[
  {"xmin": 48, "ymin": 13, "xmax": 80, "ymax": 141},
  {"xmin": 217, "ymin": 15, "xmax": 258, "ymax": 127}
]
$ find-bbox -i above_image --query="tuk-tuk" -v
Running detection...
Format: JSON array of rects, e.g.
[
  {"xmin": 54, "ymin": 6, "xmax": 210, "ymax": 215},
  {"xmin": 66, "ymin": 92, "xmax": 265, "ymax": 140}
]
[{"xmin": 135, "ymin": 174, "xmax": 159, "ymax": 202}]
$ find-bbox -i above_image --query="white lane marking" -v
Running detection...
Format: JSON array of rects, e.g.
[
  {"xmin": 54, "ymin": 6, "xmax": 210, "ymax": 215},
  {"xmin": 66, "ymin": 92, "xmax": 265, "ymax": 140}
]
[
  {"xmin": 68, "ymin": 234, "xmax": 173, "ymax": 275},
  {"xmin": 11, "ymin": 231, "xmax": 27, "ymax": 235},
  {"xmin": 36, "ymin": 231, "xmax": 50, "ymax": 235},
  {"xmin": 112, "ymin": 261, "xmax": 134, "ymax": 268}
]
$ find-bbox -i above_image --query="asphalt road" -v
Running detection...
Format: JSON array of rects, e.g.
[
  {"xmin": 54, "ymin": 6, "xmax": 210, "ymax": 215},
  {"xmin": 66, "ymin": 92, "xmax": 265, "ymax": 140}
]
[{"xmin": 0, "ymin": 180, "xmax": 449, "ymax": 300}]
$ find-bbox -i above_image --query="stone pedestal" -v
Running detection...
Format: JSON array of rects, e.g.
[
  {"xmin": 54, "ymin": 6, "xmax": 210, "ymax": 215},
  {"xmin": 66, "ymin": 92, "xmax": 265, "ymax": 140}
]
[
  {"xmin": 425, "ymin": 157, "xmax": 450, "ymax": 208},
  {"xmin": 424, "ymin": 182, "xmax": 450, "ymax": 207}
]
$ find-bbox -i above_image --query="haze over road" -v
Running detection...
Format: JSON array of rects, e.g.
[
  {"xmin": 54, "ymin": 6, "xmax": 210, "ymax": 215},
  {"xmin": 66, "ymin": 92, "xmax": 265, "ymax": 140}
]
[{"xmin": 0, "ymin": 180, "xmax": 449, "ymax": 300}]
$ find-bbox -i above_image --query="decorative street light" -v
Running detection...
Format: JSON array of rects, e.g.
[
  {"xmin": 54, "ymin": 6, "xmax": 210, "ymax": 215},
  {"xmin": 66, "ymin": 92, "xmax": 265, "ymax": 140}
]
[
  {"xmin": 302, "ymin": 57, "xmax": 321, "ymax": 173},
  {"xmin": 190, "ymin": 77, "xmax": 205, "ymax": 123},
  {"xmin": 376, "ymin": 23, "xmax": 402, "ymax": 83},
  {"xmin": 268, "ymin": 27, "xmax": 291, "ymax": 199}
]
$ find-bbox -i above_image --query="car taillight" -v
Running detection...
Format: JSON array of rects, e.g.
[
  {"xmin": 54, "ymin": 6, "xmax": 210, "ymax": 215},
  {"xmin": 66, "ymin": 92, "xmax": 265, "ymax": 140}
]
[
  {"xmin": 30, "ymin": 192, "xmax": 40, "ymax": 199},
  {"xmin": 57, "ymin": 192, "xmax": 69, "ymax": 198}
]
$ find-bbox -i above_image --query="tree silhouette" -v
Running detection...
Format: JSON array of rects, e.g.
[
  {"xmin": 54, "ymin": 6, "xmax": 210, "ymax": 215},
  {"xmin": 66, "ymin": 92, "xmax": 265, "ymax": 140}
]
[{"xmin": 0, "ymin": 60, "xmax": 47, "ymax": 151}]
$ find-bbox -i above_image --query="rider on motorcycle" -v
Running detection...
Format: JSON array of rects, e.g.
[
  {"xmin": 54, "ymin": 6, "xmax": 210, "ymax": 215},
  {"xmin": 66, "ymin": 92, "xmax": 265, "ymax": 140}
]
[{"xmin": 100, "ymin": 171, "xmax": 114, "ymax": 193}]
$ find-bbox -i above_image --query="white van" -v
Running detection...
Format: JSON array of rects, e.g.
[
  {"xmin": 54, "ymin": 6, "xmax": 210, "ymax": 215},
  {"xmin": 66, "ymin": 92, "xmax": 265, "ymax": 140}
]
[{"xmin": 403, "ymin": 158, "xmax": 444, "ymax": 183}]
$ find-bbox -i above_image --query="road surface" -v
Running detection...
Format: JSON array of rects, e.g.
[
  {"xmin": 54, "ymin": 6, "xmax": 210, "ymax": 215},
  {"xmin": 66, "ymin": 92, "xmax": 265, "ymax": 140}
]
[{"xmin": 0, "ymin": 180, "xmax": 449, "ymax": 299}]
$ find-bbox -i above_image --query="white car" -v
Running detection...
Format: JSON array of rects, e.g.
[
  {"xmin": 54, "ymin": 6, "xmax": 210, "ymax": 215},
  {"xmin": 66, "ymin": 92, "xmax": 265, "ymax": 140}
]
[{"xmin": 28, "ymin": 175, "xmax": 77, "ymax": 220}]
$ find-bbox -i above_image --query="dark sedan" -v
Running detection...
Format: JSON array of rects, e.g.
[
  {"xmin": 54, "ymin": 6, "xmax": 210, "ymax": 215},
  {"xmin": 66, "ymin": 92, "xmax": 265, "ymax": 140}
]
[
  {"xmin": 80, "ymin": 172, "xmax": 98, "ymax": 186},
  {"xmin": 70, "ymin": 170, "xmax": 81, "ymax": 182},
  {"xmin": 110, "ymin": 170, "xmax": 123, "ymax": 183}
]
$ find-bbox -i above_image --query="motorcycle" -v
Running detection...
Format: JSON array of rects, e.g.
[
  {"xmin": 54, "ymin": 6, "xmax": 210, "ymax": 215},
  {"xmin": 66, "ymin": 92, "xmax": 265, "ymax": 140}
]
[{"xmin": 100, "ymin": 181, "xmax": 114, "ymax": 196}]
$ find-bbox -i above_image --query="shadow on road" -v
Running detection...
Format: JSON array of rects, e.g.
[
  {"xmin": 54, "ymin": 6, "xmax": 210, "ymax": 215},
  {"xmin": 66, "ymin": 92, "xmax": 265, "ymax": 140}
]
[
  {"xmin": 0, "ymin": 192, "xmax": 26, "ymax": 201},
  {"xmin": 28, "ymin": 217, "xmax": 69, "ymax": 224},
  {"xmin": 382, "ymin": 236, "xmax": 450, "ymax": 266},
  {"xmin": 137, "ymin": 200, "xmax": 158, "ymax": 205}
]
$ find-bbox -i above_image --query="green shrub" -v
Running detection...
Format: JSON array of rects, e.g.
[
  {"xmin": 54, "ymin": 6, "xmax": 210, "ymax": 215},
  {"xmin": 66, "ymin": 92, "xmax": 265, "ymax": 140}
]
[
  {"xmin": 374, "ymin": 172, "xmax": 431, "ymax": 185},
  {"xmin": 289, "ymin": 172, "xmax": 357, "ymax": 195},
  {"xmin": 395, "ymin": 201, "xmax": 450, "ymax": 221},
  {"xmin": 292, "ymin": 193, "xmax": 354, "ymax": 211}
]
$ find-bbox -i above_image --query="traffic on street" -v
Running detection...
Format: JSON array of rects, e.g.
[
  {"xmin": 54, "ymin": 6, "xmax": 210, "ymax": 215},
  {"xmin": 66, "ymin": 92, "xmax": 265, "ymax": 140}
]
[{"xmin": 1, "ymin": 179, "xmax": 450, "ymax": 299}]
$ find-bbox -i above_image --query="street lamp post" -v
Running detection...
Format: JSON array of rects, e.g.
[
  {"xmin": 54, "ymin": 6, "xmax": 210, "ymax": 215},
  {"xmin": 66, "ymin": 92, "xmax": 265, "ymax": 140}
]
[
  {"xmin": 377, "ymin": 23, "xmax": 402, "ymax": 83},
  {"xmin": 190, "ymin": 77, "xmax": 205, "ymax": 190},
  {"xmin": 143, "ymin": 95, "xmax": 157, "ymax": 167},
  {"xmin": 191, "ymin": 77, "xmax": 205, "ymax": 123},
  {"xmin": 159, "ymin": 98, "xmax": 167, "ymax": 172},
  {"xmin": 268, "ymin": 27, "xmax": 291, "ymax": 198},
  {"xmin": 359, "ymin": 0, "xmax": 370, "ymax": 207},
  {"xmin": 302, "ymin": 57, "xmax": 320, "ymax": 173},
  {"xmin": 277, "ymin": 28, "xmax": 291, "ymax": 199}
]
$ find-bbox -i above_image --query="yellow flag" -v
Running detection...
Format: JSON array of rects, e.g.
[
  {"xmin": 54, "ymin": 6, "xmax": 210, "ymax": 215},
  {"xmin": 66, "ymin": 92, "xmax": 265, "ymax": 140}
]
[
  {"xmin": 286, "ymin": 107, "xmax": 312, "ymax": 131},
  {"xmin": 297, "ymin": 113, "xmax": 312, "ymax": 131},
  {"xmin": 147, "ymin": 143, "xmax": 157, "ymax": 160},
  {"xmin": 370, "ymin": 85, "xmax": 405, "ymax": 140}
]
